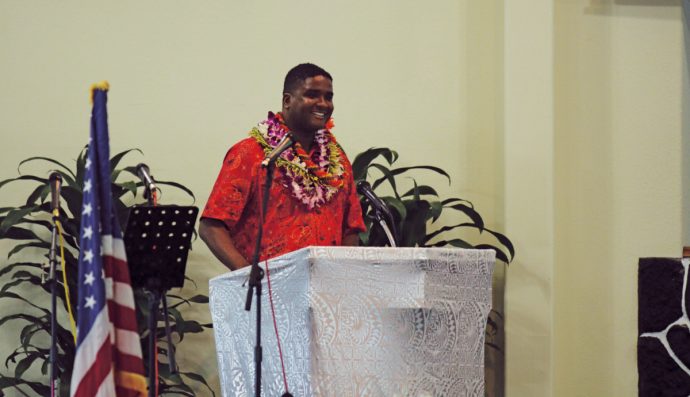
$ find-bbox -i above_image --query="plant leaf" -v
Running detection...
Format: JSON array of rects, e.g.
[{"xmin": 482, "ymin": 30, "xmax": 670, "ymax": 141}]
[
  {"xmin": 25, "ymin": 184, "xmax": 50, "ymax": 206},
  {"xmin": 352, "ymin": 147, "xmax": 398, "ymax": 181},
  {"xmin": 402, "ymin": 185, "xmax": 439, "ymax": 198},
  {"xmin": 0, "ymin": 375, "xmax": 50, "ymax": 396},
  {"xmin": 1, "ymin": 226, "xmax": 44, "ymax": 241},
  {"xmin": 423, "ymin": 222, "xmax": 476, "ymax": 243},
  {"xmin": 20, "ymin": 323, "xmax": 44, "ymax": 348},
  {"xmin": 113, "ymin": 181, "xmax": 138, "ymax": 199},
  {"xmin": 446, "ymin": 203, "xmax": 484, "ymax": 231},
  {"xmin": 60, "ymin": 186, "xmax": 83, "ymax": 220},
  {"xmin": 0, "ymin": 205, "xmax": 41, "ymax": 235},
  {"xmin": 475, "ymin": 244, "xmax": 510, "ymax": 263},
  {"xmin": 0, "ymin": 262, "xmax": 42, "ymax": 278},
  {"xmin": 156, "ymin": 180, "xmax": 196, "ymax": 203},
  {"xmin": 181, "ymin": 370, "xmax": 216, "ymax": 396},
  {"xmin": 1, "ymin": 275, "xmax": 42, "ymax": 294},
  {"xmin": 429, "ymin": 200, "xmax": 443, "ymax": 222},
  {"xmin": 0, "ymin": 175, "xmax": 47, "ymax": 191},
  {"xmin": 110, "ymin": 148, "xmax": 143, "ymax": 172},
  {"xmin": 381, "ymin": 196, "xmax": 407, "ymax": 221},
  {"xmin": 401, "ymin": 200, "xmax": 430, "ymax": 247},
  {"xmin": 0, "ymin": 313, "xmax": 47, "ymax": 330},
  {"xmin": 7, "ymin": 241, "xmax": 50, "ymax": 259},
  {"xmin": 429, "ymin": 238, "xmax": 474, "ymax": 248},
  {"xmin": 427, "ymin": 223, "xmax": 514, "ymax": 262},
  {"xmin": 368, "ymin": 164, "xmax": 400, "ymax": 199},
  {"xmin": 18, "ymin": 156, "xmax": 77, "ymax": 179},
  {"xmin": 75, "ymin": 145, "xmax": 88, "ymax": 188},
  {"xmin": 0, "ymin": 291, "xmax": 50, "ymax": 315},
  {"xmin": 442, "ymin": 197, "xmax": 474, "ymax": 208}
]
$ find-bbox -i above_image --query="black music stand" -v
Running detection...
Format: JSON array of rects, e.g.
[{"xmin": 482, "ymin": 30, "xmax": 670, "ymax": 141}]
[{"xmin": 123, "ymin": 205, "xmax": 198, "ymax": 397}]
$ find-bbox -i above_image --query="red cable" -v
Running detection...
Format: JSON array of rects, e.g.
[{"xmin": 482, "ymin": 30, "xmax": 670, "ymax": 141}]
[
  {"xmin": 265, "ymin": 259, "xmax": 290, "ymax": 393},
  {"xmin": 256, "ymin": 167, "xmax": 290, "ymax": 394},
  {"xmin": 152, "ymin": 188, "xmax": 159, "ymax": 394}
]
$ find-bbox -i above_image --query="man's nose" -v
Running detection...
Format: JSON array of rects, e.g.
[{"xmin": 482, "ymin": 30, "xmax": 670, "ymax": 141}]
[{"xmin": 316, "ymin": 96, "xmax": 330, "ymax": 107}]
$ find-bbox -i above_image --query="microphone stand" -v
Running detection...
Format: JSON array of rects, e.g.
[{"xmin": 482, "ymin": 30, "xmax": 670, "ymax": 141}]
[
  {"xmin": 141, "ymin": 185, "xmax": 178, "ymax": 397},
  {"xmin": 244, "ymin": 157, "xmax": 293, "ymax": 397},
  {"xmin": 46, "ymin": 210, "xmax": 60, "ymax": 396}
]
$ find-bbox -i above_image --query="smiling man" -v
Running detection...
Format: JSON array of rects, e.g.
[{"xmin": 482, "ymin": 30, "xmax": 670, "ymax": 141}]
[{"xmin": 199, "ymin": 63, "xmax": 366, "ymax": 271}]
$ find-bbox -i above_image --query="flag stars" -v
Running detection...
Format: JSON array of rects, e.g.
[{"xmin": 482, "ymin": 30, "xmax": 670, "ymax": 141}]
[
  {"xmin": 84, "ymin": 179, "xmax": 92, "ymax": 193},
  {"xmin": 83, "ymin": 226, "xmax": 93, "ymax": 239},
  {"xmin": 84, "ymin": 272, "xmax": 95, "ymax": 285},
  {"xmin": 83, "ymin": 249, "xmax": 94, "ymax": 263},
  {"xmin": 85, "ymin": 158, "xmax": 91, "ymax": 169},
  {"xmin": 84, "ymin": 296, "xmax": 96, "ymax": 309},
  {"xmin": 82, "ymin": 203, "xmax": 92, "ymax": 216}
]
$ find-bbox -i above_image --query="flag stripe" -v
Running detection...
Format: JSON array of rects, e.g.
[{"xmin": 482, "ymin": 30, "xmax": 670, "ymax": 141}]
[
  {"xmin": 113, "ymin": 281, "xmax": 136, "ymax": 309},
  {"xmin": 93, "ymin": 371, "xmax": 116, "ymax": 397},
  {"xmin": 71, "ymin": 338, "xmax": 113, "ymax": 397},
  {"xmin": 106, "ymin": 300, "xmax": 139, "ymax": 333},
  {"xmin": 71, "ymin": 308, "xmax": 110, "ymax": 389}
]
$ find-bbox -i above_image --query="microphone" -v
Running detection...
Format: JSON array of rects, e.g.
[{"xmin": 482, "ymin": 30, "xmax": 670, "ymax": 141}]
[
  {"xmin": 136, "ymin": 163, "xmax": 157, "ymax": 193},
  {"xmin": 49, "ymin": 172, "xmax": 62, "ymax": 215},
  {"xmin": 261, "ymin": 133, "xmax": 295, "ymax": 168},
  {"xmin": 356, "ymin": 180, "xmax": 392, "ymax": 217}
]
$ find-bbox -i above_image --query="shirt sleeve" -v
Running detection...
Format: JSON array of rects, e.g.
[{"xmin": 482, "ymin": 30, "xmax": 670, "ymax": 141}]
[
  {"xmin": 201, "ymin": 138, "xmax": 262, "ymax": 230},
  {"xmin": 340, "ymin": 152, "xmax": 367, "ymax": 237}
]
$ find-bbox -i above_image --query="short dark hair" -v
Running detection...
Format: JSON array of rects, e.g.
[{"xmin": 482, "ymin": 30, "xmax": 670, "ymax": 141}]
[{"xmin": 283, "ymin": 63, "xmax": 332, "ymax": 93}]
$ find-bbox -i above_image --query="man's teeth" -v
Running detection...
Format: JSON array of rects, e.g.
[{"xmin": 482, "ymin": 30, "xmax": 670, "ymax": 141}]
[{"xmin": 312, "ymin": 112, "xmax": 325, "ymax": 118}]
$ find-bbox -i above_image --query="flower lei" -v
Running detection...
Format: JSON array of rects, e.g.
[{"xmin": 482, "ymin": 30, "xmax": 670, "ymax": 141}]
[{"xmin": 250, "ymin": 112, "xmax": 345, "ymax": 209}]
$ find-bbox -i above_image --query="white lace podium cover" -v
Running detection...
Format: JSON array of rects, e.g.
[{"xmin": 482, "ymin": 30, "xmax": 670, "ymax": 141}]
[{"xmin": 209, "ymin": 247, "xmax": 495, "ymax": 397}]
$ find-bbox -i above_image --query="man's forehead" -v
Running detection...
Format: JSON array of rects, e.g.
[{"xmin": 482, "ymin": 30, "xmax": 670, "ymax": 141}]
[{"xmin": 302, "ymin": 76, "xmax": 333, "ymax": 90}]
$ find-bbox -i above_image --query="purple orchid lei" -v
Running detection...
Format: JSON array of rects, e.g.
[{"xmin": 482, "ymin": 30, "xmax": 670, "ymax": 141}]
[{"xmin": 250, "ymin": 112, "xmax": 345, "ymax": 209}]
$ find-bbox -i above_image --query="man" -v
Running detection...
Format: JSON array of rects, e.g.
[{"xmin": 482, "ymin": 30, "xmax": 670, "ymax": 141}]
[{"xmin": 199, "ymin": 63, "xmax": 366, "ymax": 271}]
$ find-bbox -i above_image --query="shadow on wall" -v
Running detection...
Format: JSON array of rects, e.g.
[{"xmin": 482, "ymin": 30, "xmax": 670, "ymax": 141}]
[
  {"xmin": 584, "ymin": 0, "xmax": 682, "ymax": 18},
  {"xmin": 613, "ymin": 0, "xmax": 681, "ymax": 5}
]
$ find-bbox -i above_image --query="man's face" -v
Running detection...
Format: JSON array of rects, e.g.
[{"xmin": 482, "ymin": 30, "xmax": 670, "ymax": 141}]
[{"xmin": 282, "ymin": 75, "xmax": 334, "ymax": 134}]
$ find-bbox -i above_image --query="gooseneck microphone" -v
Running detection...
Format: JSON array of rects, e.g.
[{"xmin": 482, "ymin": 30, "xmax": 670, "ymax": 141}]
[
  {"xmin": 357, "ymin": 180, "xmax": 398, "ymax": 247},
  {"xmin": 261, "ymin": 133, "xmax": 295, "ymax": 167},
  {"xmin": 356, "ymin": 180, "xmax": 392, "ymax": 217},
  {"xmin": 49, "ymin": 172, "xmax": 62, "ymax": 215}
]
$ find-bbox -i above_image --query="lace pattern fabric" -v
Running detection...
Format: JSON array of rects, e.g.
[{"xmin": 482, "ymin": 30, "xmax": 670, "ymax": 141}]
[{"xmin": 209, "ymin": 247, "xmax": 495, "ymax": 397}]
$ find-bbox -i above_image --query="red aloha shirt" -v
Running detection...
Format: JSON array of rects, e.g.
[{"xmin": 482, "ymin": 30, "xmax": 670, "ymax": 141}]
[{"xmin": 202, "ymin": 137, "xmax": 366, "ymax": 264}]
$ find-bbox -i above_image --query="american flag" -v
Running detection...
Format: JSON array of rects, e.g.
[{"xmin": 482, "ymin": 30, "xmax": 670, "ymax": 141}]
[{"xmin": 70, "ymin": 82, "xmax": 148, "ymax": 397}]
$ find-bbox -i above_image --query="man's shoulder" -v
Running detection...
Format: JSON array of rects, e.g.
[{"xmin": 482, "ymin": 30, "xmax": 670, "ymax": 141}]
[
  {"xmin": 222, "ymin": 136, "xmax": 264, "ymax": 162},
  {"xmin": 234, "ymin": 136, "xmax": 263, "ymax": 150}
]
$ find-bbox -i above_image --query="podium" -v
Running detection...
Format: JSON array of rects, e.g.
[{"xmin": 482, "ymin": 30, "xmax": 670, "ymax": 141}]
[{"xmin": 209, "ymin": 247, "xmax": 495, "ymax": 397}]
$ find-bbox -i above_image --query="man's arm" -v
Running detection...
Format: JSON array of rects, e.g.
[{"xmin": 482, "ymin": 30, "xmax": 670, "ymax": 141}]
[{"xmin": 199, "ymin": 218, "xmax": 250, "ymax": 271}]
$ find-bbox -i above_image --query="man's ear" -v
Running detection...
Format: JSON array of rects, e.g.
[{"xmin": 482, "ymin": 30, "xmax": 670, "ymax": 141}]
[{"xmin": 282, "ymin": 92, "xmax": 291, "ymax": 109}]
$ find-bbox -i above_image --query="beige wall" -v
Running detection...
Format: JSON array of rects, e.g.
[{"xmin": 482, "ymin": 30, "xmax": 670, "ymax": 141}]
[
  {"xmin": 0, "ymin": 1, "xmax": 685, "ymax": 396},
  {"xmin": 504, "ymin": 1, "xmax": 555, "ymax": 395},
  {"xmin": 503, "ymin": 1, "xmax": 683, "ymax": 396},
  {"xmin": 552, "ymin": 1, "xmax": 683, "ymax": 396}
]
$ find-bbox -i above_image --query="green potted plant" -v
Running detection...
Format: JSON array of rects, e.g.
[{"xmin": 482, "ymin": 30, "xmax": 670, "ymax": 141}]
[
  {"xmin": 352, "ymin": 147, "xmax": 513, "ymax": 260},
  {"xmin": 0, "ymin": 148, "xmax": 213, "ymax": 396}
]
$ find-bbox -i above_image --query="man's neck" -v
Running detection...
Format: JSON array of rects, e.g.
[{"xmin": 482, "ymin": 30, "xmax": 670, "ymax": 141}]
[{"xmin": 290, "ymin": 129, "xmax": 316, "ymax": 152}]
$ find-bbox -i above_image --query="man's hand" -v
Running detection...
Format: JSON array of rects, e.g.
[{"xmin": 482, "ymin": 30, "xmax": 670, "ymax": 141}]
[
  {"xmin": 342, "ymin": 233, "xmax": 360, "ymax": 246},
  {"xmin": 199, "ymin": 218, "xmax": 250, "ymax": 271}
]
